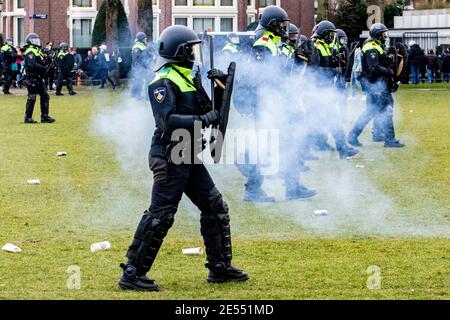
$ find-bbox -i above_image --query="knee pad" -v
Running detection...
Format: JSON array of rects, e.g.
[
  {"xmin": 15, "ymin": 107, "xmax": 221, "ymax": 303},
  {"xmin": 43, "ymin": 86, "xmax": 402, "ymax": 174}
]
[{"xmin": 206, "ymin": 187, "xmax": 229, "ymax": 214}]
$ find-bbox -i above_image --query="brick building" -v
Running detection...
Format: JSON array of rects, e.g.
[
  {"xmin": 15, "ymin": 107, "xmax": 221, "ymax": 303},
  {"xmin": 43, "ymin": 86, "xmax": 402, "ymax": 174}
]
[{"xmin": 0, "ymin": 0, "xmax": 314, "ymax": 48}]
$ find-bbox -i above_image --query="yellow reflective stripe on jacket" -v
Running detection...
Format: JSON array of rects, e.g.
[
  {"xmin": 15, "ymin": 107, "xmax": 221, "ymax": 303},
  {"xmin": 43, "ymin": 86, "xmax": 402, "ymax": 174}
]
[
  {"xmin": 1, "ymin": 44, "xmax": 12, "ymax": 52},
  {"xmin": 133, "ymin": 42, "xmax": 147, "ymax": 51},
  {"xmin": 151, "ymin": 65, "xmax": 197, "ymax": 93},
  {"xmin": 25, "ymin": 46, "xmax": 44, "ymax": 58},
  {"xmin": 362, "ymin": 40, "xmax": 384, "ymax": 54},
  {"xmin": 281, "ymin": 44, "xmax": 294, "ymax": 58},
  {"xmin": 58, "ymin": 51, "xmax": 68, "ymax": 58},
  {"xmin": 314, "ymin": 40, "xmax": 331, "ymax": 57},
  {"xmin": 222, "ymin": 43, "xmax": 238, "ymax": 54},
  {"xmin": 253, "ymin": 31, "xmax": 281, "ymax": 56}
]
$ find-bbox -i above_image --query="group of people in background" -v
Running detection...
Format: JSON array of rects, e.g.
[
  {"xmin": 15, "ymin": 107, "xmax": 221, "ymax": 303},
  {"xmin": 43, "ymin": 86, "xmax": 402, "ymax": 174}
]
[{"xmin": 408, "ymin": 41, "xmax": 450, "ymax": 84}]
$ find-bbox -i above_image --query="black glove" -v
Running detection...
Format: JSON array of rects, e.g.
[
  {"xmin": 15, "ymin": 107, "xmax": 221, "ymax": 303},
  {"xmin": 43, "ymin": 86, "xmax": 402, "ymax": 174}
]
[
  {"xmin": 198, "ymin": 110, "xmax": 220, "ymax": 127},
  {"xmin": 207, "ymin": 68, "xmax": 226, "ymax": 82}
]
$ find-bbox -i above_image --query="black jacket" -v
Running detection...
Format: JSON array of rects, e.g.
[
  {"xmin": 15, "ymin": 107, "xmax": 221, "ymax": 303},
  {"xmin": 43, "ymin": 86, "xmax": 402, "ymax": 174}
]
[
  {"xmin": 408, "ymin": 44, "xmax": 425, "ymax": 67},
  {"xmin": 441, "ymin": 54, "xmax": 450, "ymax": 73},
  {"xmin": 1, "ymin": 44, "xmax": 18, "ymax": 69},
  {"xmin": 147, "ymin": 65, "xmax": 214, "ymax": 160},
  {"xmin": 24, "ymin": 46, "xmax": 47, "ymax": 78}
]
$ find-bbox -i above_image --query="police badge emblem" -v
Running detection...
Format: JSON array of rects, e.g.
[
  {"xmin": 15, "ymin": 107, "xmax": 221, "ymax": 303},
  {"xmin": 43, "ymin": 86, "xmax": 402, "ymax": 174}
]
[{"xmin": 153, "ymin": 87, "xmax": 166, "ymax": 103}]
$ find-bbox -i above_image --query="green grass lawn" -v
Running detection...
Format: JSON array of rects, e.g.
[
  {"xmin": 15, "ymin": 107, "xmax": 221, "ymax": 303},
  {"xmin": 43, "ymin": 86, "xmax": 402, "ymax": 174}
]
[{"xmin": 0, "ymin": 86, "xmax": 449, "ymax": 300}]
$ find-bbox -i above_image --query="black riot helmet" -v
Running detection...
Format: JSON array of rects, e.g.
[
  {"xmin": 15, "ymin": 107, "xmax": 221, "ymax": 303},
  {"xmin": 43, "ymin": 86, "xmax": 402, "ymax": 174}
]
[
  {"xmin": 60, "ymin": 42, "xmax": 69, "ymax": 51},
  {"xmin": 259, "ymin": 5, "xmax": 290, "ymax": 37},
  {"xmin": 369, "ymin": 23, "xmax": 389, "ymax": 47},
  {"xmin": 154, "ymin": 25, "xmax": 202, "ymax": 71},
  {"xmin": 288, "ymin": 23, "xmax": 299, "ymax": 45},
  {"xmin": 336, "ymin": 29, "xmax": 348, "ymax": 46},
  {"xmin": 136, "ymin": 32, "xmax": 147, "ymax": 43},
  {"xmin": 25, "ymin": 33, "xmax": 42, "ymax": 47},
  {"xmin": 313, "ymin": 20, "xmax": 336, "ymax": 44},
  {"xmin": 5, "ymin": 37, "xmax": 13, "ymax": 46},
  {"xmin": 227, "ymin": 32, "xmax": 240, "ymax": 45},
  {"xmin": 254, "ymin": 24, "xmax": 265, "ymax": 40},
  {"xmin": 299, "ymin": 34, "xmax": 308, "ymax": 45}
]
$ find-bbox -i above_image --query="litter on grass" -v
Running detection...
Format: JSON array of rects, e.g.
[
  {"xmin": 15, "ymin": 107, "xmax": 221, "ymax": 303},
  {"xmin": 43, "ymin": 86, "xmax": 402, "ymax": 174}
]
[
  {"xmin": 90, "ymin": 241, "xmax": 111, "ymax": 252},
  {"xmin": 2, "ymin": 243, "xmax": 22, "ymax": 253},
  {"xmin": 182, "ymin": 247, "xmax": 204, "ymax": 255},
  {"xmin": 57, "ymin": 152, "xmax": 68, "ymax": 157},
  {"xmin": 313, "ymin": 210, "xmax": 328, "ymax": 217},
  {"xmin": 27, "ymin": 179, "xmax": 40, "ymax": 185}
]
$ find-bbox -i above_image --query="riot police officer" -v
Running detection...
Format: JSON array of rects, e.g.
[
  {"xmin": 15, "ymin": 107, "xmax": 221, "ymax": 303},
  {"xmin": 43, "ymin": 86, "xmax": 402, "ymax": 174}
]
[
  {"xmin": 55, "ymin": 42, "xmax": 76, "ymax": 96},
  {"xmin": 310, "ymin": 20, "xmax": 359, "ymax": 159},
  {"xmin": 250, "ymin": 6, "xmax": 316, "ymax": 201},
  {"xmin": 222, "ymin": 32, "xmax": 241, "ymax": 60},
  {"xmin": 23, "ymin": 33, "xmax": 55, "ymax": 124},
  {"xmin": 347, "ymin": 23, "xmax": 405, "ymax": 148},
  {"xmin": 1, "ymin": 37, "xmax": 18, "ymax": 95},
  {"xmin": 131, "ymin": 32, "xmax": 149, "ymax": 99},
  {"xmin": 118, "ymin": 25, "xmax": 248, "ymax": 291},
  {"xmin": 43, "ymin": 42, "xmax": 56, "ymax": 91}
]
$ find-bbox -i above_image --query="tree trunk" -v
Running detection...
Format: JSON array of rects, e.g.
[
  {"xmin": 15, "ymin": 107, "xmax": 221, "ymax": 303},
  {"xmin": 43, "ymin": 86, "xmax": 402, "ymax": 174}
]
[
  {"xmin": 105, "ymin": 0, "xmax": 119, "ymax": 48},
  {"xmin": 138, "ymin": 0, "xmax": 154, "ymax": 42}
]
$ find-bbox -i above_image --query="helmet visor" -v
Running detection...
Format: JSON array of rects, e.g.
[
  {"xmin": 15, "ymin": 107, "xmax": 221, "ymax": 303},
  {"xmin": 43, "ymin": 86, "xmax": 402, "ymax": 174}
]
[
  {"xmin": 381, "ymin": 31, "xmax": 390, "ymax": 47},
  {"xmin": 190, "ymin": 42, "xmax": 203, "ymax": 65},
  {"xmin": 230, "ymin": 36, "xmax": 240, "ymax": 45},
  {"xmin": 326, "ymin": 31, "xmax": 336, "ymax": 44},
  {"xmin": 6, "ymin": 40, "xmax": 13, "ymax": 46},
  {"xmin": 279, "ymin": 21, "xmax": 289, "ymax": 36},
  {"xmin": 339, "ymin": 36, "xmax": 348, "ymax": 46},
  {"xmin": 30, "ymin": 37, "xmax": 41, "ymax": 47}
]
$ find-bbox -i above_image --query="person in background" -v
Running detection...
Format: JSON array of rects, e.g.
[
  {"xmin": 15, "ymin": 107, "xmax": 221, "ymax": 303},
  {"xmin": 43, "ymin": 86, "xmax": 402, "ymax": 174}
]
[
  {"xmin": 71, "ymin": 47, "xmax": 83, "ymax": 86},
  {"xmin": 408, "ymin": 40, "xmax": 424, "ymax": 84},
  {"xmin": 98, "ymin": 44, "xmax": 116, "ymax": 89},
  {"xmin": 14, "ymin": 47, "xmax": 24, "ymax": 88},
  {"xmin": 350, "ymin": 44, "xmax": 362, "ymax": 98},
  {"xmin": 1, "ymin": 37, "xmax": 18, "ymax": 94},
  {"xmin": 425, "ymin": 49, "xmax": 438, "ymax": 84},
  {"xmin": 90, "ymin": 46, "xmax": 99, "ymax": 85},
  {"xmin": 440, "ymin": 49, "xmax": 450, "ymax": 82}
]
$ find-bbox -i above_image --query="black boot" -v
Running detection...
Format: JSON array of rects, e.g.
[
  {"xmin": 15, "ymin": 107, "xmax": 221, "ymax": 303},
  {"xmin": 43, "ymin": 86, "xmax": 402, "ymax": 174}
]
[
  {"xmin": 206, "ymin": 262, "xmax": 249, "ymax": 284},
  {"xmin": 347, "ymin": 131, "xmax": 363, "ymax": 147},
  {"xmin": 384, "ymin": 139, "xmax": 405, "ymax": 148},
  {"xmin": 69, "ymin": 91, "xmax": 77, "ymax": 96},
  {"xmin": 41, "ymin": 115, "xmax": 56, "ymax": 123},
  {"xmin": 243, "ymin": 187, "xmax": 275, "ymax": 202},
  {"xmin": 55, "ymin": 92, "xmax": 64, "ymax": 96},
  {"xmin": 286, "ymin": 184, "xmax": 317, "ymax": 200},
  {"xmin": 118, "ymin": 263, "xmax": 159, "ymax": 291},
  {"xmin": 338, "ymin": 146, "xmax": 360, "ymax": 159},
  {"xmin": 24, "ymin": 117, "xmax": 38, "ymax": 124}
]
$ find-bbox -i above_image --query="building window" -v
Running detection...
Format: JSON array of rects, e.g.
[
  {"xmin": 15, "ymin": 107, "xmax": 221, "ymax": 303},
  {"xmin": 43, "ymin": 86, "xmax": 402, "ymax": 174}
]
[
  {"xmin": 153, "ymin": 16, "xmax": 158, "ymax": 42},
  {"xmin": 193, "ymin": 0, "xmax": 215, "ymax": 6},
  {"xmin": 175, "ymin": 0, "xmax": 187, "ymax": 5},
  {"xmin": 258, "ymin": 0, "xmax": 275, "ymax": 7},
  {"xmin": 174, "ymin": 17, "xmax": 188, "ymax": 26},
  {"xmin": 193, "ymin": 18, "xmax": 215, "ymax": 32},
  {"xmin": 73, "ymin": 19, "xmax": 93, "ymax": 48},
  {"xmin": 220, "ymin": 18, "xmax": 233, "ymax": 31},
  {"xmin": 17, "ymin": 0, "xmax": 25, "ymax": 9},
  {"xmin": 221, "ymin": 0, "xmax": 233, "ymax": 6},
  {"xmin": 72, "ymin": 0, "xmax": 92, "ymax": 7},
  {"xmin": 17, "ymin": 17, "xmax": 24, "ymax": 45}
]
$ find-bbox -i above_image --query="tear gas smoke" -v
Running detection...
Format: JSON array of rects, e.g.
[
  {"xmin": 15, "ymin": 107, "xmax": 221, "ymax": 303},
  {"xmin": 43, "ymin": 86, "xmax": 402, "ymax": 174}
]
[{"xmin": 87, "ymin": 40, "xmax": 450, "ymax": 237}]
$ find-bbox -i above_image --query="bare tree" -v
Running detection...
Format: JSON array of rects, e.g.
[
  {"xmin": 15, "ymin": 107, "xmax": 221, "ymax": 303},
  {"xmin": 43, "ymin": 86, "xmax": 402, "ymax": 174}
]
[{"xmin": 138, "ymin": 0, "xmax": 154, "ymax": 42}]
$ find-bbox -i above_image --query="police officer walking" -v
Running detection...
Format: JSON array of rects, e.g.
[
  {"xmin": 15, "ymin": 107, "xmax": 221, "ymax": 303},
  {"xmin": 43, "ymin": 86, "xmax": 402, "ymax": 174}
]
[
  {"xmin": 222, "ymin": 33, "xmax": 241, "ymax": 60},
  {"xmin": 55, "ymin": 42, "xmax": 76, "ymax": 96},
  {"xmin": 131, "ymin": 32, "xmax": 150, "ymax": 99},
  {"xmin": 251, "ymin": 6, "xmax": 316, "ymax": 201},
  {"xmin": 347, "ymin": 23, "xmax": 405, "ymax": 148},
  {"xmin": 118, "ymin": 25, "xmax": 248, "ymax": 291},
  {"xmin": 310, "ymin": 20, "xmax": 359, "ymax": 159},
  {"xmin": 23, "ymin": 33, "xmax": 55, "ymax": 124},
  {"xmin": 1, "ymin": 37, "xmax": 18, "ymax": 95}
]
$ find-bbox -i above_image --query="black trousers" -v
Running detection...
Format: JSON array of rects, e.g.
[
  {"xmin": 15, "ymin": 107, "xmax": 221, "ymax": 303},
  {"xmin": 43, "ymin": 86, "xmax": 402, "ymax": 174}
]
[
  {"xmin": 126, "ymin": 157, "xmax": 231, "ymax": 275},
  {"xmin": 56, "ymin": 72, "xmax": 74, "ymax": 94},
  {"xmin": 351, "ymin": 91, "xmax": 395, "ymax": 142},
  {"xmin": 25, "ymin": 78, "xmax": 50, "ymax": 118},
  {"xmin": 99, "ymin": 68, "xmax": 115, "ymax": 88},
  {"xmin": 2, "ymin": 68, "xmax": 12, "ymax": 93}
]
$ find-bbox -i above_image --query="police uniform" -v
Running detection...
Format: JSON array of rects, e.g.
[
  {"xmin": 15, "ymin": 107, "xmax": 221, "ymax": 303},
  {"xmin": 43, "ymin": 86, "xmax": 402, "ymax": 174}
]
[
  {"xmin": 24, "ymin": 44, "xmax": 54, "ymax": 123},
  {"xmin": 119, "ymin": 55, "xmax": 248, "ymax": 290},
  {"xmin": 131, "ymin": 41, "xmax": 148, "ymax": 98},
  {"xmin": 247, "ymin": 29, "xmax": 316, "ymax": 200},
  {"xmin": 311, "ymin": 36, "xmax": 358, "ymax": 159},
  {"xmin": 1, "ymin": 42, "xmax": 17, "ymax": 94},
  {"xmin": 348, "ymin": 39, "xmax": 399, "ymax": 146},
  {"xmin": 56, "ymin": 50, "xmax": 75, "ymax": 95}
]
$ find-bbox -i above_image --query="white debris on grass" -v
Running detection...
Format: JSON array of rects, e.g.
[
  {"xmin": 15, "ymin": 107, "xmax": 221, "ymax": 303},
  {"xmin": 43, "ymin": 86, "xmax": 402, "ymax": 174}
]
[
  {"xmin": 313, "ymin": 210, "xmax": 328, "ymax": 217},
  {"xmin": 356, "ymin": 165, "xmax": 365, "ymax": 169},
  {"xmin": 57, "ymin": 152, "xmax": 68, "ymax": 157},
  {"xmin": 182, "ymin": 247, "xmax": 204, "ymax": 255},
  {"xmin": 27, "ymin": 179, "xmax": 40, "ymax": 185},
  {"xmin": 90, "ymin": 241, "xmax": 111, "ymax": 252},
  {"xmin": 2, "ymin": 243, "xmax": 22, "ymax": 253}
]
